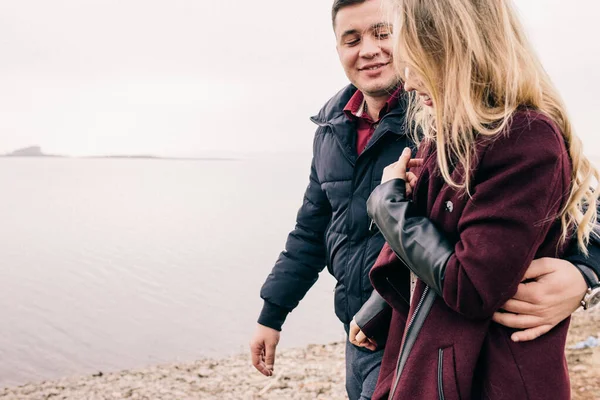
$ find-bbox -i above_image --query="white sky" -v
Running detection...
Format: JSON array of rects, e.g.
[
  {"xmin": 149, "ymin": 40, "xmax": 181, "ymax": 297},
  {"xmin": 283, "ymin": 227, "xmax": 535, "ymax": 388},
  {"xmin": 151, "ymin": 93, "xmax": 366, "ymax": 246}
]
[{"xmin": 0, "ymin": 0, "xmax": 599, "ymax": 157}]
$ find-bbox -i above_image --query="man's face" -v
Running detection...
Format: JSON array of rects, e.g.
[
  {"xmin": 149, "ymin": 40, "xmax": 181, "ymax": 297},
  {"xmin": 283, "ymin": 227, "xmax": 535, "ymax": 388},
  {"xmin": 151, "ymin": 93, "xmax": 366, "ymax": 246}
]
[{"xmin": 334, "ymin": 0, "xmax": 398, "ymax": 98}]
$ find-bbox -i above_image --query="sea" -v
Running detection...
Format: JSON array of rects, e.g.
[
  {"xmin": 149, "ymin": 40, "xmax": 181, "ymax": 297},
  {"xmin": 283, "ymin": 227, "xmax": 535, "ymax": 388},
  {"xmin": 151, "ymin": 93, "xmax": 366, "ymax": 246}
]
[
  {"xmin": 0, "ymin": 156, "xmax": 343, "ymax": 388},
  {"xmin": 1, "ymin": 154, "xmax": 598, "ymax": 388}
]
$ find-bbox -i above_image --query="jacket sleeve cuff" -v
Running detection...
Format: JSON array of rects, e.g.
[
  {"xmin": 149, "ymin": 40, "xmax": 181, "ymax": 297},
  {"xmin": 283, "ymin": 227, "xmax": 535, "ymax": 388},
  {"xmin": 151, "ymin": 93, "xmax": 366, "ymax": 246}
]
[
  {"xmin": 564, "ymin": 235, "xmax": 600, "ymax": 284},
  {"xmin": 354, "ymin": 290, "xmax": 392, "ymax": 341},
  {"xmin": 258, "ymin": 301, "xmax": 290, "ymax": 331},
  {"xmin": 572, "ymin": 263, "xmax": 600, "ymax": 289},
  {"xmin": 367, "ymin": 178, "xmax": 453, "ymax": 297}
]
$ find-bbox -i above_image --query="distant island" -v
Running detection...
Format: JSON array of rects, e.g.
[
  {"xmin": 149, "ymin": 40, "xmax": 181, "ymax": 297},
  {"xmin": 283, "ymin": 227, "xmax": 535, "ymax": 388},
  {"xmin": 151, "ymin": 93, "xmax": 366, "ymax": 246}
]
[
  {"xmin": 1, "ymin": 146, "xmax": 235, "ymax": 161},
  {"xmin": 2, "ymin": 146, "xmax": 62, "ymax": 157}
]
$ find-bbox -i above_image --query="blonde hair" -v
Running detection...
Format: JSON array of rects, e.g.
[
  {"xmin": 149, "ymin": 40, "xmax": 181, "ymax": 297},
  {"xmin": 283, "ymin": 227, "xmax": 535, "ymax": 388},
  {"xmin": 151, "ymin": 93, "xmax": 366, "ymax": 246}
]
[{"xmin": 388, "ymin": 0, "xmax": 599, "ymax": 253}]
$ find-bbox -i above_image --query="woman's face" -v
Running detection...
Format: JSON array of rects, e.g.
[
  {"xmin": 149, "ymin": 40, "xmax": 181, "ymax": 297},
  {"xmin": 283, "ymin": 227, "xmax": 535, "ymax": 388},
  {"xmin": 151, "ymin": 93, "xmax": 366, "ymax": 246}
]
[{"xmin": 403, "ymin": 66, "xmax": 433, "ymax": 108}]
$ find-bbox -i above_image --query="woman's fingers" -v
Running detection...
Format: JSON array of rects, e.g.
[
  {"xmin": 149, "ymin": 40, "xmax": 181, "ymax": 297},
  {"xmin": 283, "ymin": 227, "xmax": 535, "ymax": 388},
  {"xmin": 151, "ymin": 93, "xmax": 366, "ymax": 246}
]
[
  {"xmin": 348, "ymin": 319, "xmax": 361, "ymax": 345},
  {"xmin": 407, "ymin": 171, "xmax": 418, "ymax": 188},
  {"xmin": 382, "ymin": 148, "xmax": 421, "ymax": 184},
  {"xmin": 355, "ymin": 330, "xmax": 367, "ymax": 344},
  {"xmin": 396, "ymin": 148, "xmax": 412, "ymax": 179},
  {"xmin": 405, "ymin": 171, "xmax": 418, "ymax": 196},
  {"xmin": 407, "ymin": 158, "xmax": 423, "ymax": 168}
]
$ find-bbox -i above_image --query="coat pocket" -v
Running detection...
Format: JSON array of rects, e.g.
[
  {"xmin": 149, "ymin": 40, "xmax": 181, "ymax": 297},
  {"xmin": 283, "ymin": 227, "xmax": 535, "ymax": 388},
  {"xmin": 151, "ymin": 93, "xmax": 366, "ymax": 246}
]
[{"xmin": 438, "ymin": 346, "xmax": 461, "ymax": 400}]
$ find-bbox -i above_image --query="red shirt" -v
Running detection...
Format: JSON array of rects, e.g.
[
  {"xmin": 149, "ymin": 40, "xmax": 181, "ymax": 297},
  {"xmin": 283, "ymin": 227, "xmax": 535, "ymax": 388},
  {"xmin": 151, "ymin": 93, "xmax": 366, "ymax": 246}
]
[{"xmin": 343, "ymin": 87, "xmax": 402, "ymax": 155}]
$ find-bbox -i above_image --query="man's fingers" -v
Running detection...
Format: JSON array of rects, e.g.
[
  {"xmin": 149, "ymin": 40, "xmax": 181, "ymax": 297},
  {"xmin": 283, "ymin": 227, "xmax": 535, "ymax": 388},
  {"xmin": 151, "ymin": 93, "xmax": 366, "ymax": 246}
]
[
  {"xmin": 264, "ymin": 342, "xmax": 277, "ymax": 373},
  {"xmin": 511, "ymin": 281, "xmax": 545, "ymax": 303},
  {"xmin": 250, "ymin": 342, "xmax": 262, "ymax": 365},
  {"xmin": 492, "ymin": 311, "xmax": 542, "ymax": 330},
  {"xmin": 521, "ymin": 258, "xmax": 554, "ymax": 281},
  {"xmin": 493, "ymin": 312, "xmax": 554, "ymax": 342},
  {"xmin": 499, "ymin": 298, "xmax": 537, "ymax": 315},
  {"xmin": 250, "ymin": 342, "xmax": 271, "ymax": 376},
  {"xmin": 510, "ymin": 325, "xmax": 553, "ymax": 343}
]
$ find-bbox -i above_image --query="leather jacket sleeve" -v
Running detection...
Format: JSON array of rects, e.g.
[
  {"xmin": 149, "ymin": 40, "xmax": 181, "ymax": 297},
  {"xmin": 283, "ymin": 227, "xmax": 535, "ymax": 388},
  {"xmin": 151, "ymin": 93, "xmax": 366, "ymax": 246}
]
[
  {"xmin": 367, "ymin": 121, "xmax": 570, "ymax": 320},
  {"xmin": 367, "ymin": 179, "xmax": 453, "ymax": 297},
  {"xmin": 354, "ymin": 290, "xmax": 392, "ymax": 344}
]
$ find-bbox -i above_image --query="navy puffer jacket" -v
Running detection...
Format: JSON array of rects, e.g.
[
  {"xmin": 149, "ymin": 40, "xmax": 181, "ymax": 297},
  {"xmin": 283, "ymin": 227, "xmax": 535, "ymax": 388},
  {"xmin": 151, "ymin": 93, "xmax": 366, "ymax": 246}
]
[{"xmin": 259, "ymin": 85, "xmax": 410, "ymax": 328}]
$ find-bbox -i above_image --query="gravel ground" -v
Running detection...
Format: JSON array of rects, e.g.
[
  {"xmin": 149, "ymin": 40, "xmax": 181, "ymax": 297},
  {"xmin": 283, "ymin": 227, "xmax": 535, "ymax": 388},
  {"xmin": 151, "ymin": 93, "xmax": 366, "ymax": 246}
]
[{"xmin": 1, "ymin": 309, "xmax": 598, "ymax": 400}]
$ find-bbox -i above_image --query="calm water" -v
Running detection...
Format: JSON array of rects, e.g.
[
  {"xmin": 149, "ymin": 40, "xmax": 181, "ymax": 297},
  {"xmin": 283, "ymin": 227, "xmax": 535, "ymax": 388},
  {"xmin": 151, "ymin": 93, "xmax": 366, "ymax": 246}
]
[
  {"xmin": 2, "ymin": 156, "xmax": 598, "ymax": 388},
  {"xmin": 0, "ymin": 157, "xmax": 343, "ymax": 388}
]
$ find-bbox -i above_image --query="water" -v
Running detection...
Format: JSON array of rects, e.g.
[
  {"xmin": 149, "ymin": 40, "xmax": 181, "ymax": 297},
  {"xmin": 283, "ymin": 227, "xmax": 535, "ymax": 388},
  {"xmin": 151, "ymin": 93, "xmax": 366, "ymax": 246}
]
[
  {"xmin": 2, "ymin": 155, "xmax": 598, "ymax": 388},
  {"xmin": 0, "ymin": 157, "xmax": 343, "ymax": 388}
]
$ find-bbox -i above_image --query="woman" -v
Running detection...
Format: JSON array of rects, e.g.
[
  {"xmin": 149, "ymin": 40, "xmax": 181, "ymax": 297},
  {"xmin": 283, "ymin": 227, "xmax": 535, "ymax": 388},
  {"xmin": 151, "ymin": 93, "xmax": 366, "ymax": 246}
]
[{"xmin": 354, "ymin": 0, "xmax": 599, "ymax": 399}]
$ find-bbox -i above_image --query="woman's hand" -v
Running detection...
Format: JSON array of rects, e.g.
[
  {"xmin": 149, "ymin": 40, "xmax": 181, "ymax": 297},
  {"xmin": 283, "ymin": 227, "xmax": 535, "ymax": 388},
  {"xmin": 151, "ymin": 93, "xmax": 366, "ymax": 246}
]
[
  {"xmin": 382, "ymin": 147, "xmax": 422, "ymax": 196},
  {"xmin": 349, "ymin": 318, "xmax": 378, "ymax": 351}
]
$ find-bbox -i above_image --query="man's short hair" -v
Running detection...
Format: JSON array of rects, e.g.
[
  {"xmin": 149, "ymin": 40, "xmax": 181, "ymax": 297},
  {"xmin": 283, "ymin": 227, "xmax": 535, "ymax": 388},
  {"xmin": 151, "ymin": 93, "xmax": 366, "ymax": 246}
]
[{"xmin": 332, "ymin": 0, "xmax": 368, "ymax": 27}]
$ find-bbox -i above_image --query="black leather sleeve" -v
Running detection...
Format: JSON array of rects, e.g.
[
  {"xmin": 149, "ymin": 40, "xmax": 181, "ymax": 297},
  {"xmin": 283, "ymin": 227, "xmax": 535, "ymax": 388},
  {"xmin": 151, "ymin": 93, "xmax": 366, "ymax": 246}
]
[
  {"xmin": 354, "ymin": 290, "xmax": 392, "ymax": 344},
  {"xmin": 366, "ymin": 179, "xmax": 454, "ymax": 296}
]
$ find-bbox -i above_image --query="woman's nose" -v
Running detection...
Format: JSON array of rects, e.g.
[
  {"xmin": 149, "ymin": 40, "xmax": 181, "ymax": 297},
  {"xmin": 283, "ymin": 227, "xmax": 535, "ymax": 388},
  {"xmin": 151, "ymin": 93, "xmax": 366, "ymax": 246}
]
[{"xmin": 402, "ymin": 66, "xmax": 415, "ymax": 91}]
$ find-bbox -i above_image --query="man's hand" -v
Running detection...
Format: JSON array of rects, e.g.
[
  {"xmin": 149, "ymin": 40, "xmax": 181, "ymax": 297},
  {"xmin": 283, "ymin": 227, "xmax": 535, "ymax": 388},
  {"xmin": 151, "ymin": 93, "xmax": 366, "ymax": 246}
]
[
  {"xmin": 382, "ymin": 147, "xmax": 422, "ymax": 196},
  {"xmin": 349, "ymin": 318, "xmax": 377, "ymax": 351},
  {"xmin": 493, "ymin": 258, "xmax": 587, "ymax": 342},
  {"xmin": 250, "ymin": 324, "xmax": 280, "ymax": 377}
]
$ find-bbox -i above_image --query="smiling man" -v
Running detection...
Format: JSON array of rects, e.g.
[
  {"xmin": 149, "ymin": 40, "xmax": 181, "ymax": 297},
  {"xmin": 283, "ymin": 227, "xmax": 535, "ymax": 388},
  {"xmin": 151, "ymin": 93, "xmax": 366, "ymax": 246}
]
[{"xmin": 250, "ymin": 1, "xmax": 600, "ymax": 399}]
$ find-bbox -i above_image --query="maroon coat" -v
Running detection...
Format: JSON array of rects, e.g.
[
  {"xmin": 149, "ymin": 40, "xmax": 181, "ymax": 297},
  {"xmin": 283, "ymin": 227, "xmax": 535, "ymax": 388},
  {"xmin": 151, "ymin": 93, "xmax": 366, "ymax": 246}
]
[{"xmin": 369, "ymin": 111, "xmax": 573, "ymax": 400}]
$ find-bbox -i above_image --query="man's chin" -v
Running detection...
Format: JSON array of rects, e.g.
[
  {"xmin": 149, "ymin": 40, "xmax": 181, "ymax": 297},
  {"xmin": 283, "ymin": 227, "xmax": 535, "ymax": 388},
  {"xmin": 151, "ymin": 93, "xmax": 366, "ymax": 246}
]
[{"xmin": 358, "ymin": 80, "xmax": 400, "ymax": 97}]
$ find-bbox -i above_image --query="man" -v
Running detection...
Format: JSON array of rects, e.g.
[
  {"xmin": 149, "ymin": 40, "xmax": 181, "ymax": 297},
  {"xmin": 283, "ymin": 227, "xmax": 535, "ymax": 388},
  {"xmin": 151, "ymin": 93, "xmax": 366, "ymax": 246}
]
[{"xmin": 250, "ymin": 1, "xmax": 600, "ymax": 399}]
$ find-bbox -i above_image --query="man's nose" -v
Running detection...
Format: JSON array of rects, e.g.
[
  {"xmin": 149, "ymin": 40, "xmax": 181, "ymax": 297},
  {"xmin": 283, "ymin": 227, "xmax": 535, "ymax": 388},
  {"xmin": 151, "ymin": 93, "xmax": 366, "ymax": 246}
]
[{"xmin": 359, "ymin": 36, "xmax": 381, "ymax": 59}]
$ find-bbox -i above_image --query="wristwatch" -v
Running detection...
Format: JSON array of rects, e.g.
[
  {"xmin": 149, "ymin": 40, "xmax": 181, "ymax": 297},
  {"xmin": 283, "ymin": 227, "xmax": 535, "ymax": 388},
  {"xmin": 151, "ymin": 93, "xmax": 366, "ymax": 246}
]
[{"xmin": 577, "ymin": 264, "xmax": 600, "ymax": 310}]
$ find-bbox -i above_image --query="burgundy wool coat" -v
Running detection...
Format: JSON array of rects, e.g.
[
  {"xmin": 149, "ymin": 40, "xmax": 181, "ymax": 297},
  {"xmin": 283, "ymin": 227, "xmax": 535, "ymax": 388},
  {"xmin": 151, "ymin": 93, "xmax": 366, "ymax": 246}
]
[{"xmin": 368, "ymin": 110, "xmax": 573, "ymax": 400}]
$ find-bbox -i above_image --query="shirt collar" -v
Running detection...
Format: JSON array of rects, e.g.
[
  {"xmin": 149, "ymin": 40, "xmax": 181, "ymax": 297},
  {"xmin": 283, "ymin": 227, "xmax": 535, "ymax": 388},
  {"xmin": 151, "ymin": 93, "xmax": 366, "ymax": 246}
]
[{"xmin": 343, "ymin": 86, "xmax": 403, "ymax": 121}]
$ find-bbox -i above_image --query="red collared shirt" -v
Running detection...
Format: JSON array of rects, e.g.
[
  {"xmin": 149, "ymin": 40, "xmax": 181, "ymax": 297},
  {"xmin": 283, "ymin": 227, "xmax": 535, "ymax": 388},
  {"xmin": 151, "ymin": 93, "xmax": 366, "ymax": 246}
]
[{"xmin": 343, "ymin": 87, "xmax": 402, "ymax": 155}]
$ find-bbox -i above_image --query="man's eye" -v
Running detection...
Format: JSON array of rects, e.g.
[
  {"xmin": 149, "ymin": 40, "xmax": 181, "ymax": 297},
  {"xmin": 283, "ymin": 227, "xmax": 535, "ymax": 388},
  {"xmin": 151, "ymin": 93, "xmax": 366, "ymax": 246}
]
[{"xmin": 346, "ymin": 39, "xmax": 360, "ymax": 46}]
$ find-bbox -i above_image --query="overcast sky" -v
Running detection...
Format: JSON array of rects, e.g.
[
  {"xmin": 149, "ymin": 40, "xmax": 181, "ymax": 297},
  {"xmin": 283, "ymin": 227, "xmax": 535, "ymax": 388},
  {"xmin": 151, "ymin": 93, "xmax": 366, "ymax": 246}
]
[{"xmin": 0, "ymin": 0, "xmax": 598, "ymax": 157}]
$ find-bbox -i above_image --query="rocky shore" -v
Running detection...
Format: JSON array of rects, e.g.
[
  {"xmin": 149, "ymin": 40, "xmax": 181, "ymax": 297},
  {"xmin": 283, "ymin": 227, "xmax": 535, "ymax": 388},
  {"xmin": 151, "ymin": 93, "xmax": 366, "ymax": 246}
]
[
  {"xmin": 0, "ymin": 342, "xmax": 346, "ymax": 400},
  {"xmin": 1, "ymin": 309, "xmax": 598, "ymax": 400}
]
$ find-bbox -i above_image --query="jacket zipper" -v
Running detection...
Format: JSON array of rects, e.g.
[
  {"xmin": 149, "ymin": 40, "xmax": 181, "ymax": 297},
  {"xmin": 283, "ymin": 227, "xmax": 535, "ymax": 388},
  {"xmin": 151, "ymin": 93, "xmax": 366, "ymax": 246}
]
[
  {"xmin": 438, "ymin": 348, "xmax": 445, "ymax": 400},
  {"xmin": 387, "ymin": 142, "xmax": 440, "ymax": 398},
  {"xmin": 389, "ymin": 285, "xmax": 432, "ymax": 399},
  {"xmin": 328, "ymin": 118, "xmax": 399, "ymax": 321}
]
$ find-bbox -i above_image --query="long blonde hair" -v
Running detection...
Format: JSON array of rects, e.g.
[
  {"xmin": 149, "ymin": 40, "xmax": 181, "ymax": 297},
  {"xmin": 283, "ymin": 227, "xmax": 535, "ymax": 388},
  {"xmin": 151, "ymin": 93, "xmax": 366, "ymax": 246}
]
[{"xmin": 388, "ymin": 0, "xmax": 599, "ymax": 252}]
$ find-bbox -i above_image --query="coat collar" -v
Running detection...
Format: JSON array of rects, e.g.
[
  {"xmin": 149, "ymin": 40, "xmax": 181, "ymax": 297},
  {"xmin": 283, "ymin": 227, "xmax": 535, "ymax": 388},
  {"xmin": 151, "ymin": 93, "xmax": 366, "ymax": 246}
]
[{"xmin": 310, "ymin": 84, "xmax": 408, "ymax": 164}]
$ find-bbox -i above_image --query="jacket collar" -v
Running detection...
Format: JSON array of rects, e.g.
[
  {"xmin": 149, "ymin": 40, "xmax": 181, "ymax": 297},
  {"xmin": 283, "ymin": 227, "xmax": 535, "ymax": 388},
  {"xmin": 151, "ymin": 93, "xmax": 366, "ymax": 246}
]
[{"xmin": 310, "ymin": 84, "xmax": 408, "ymax": 163}]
